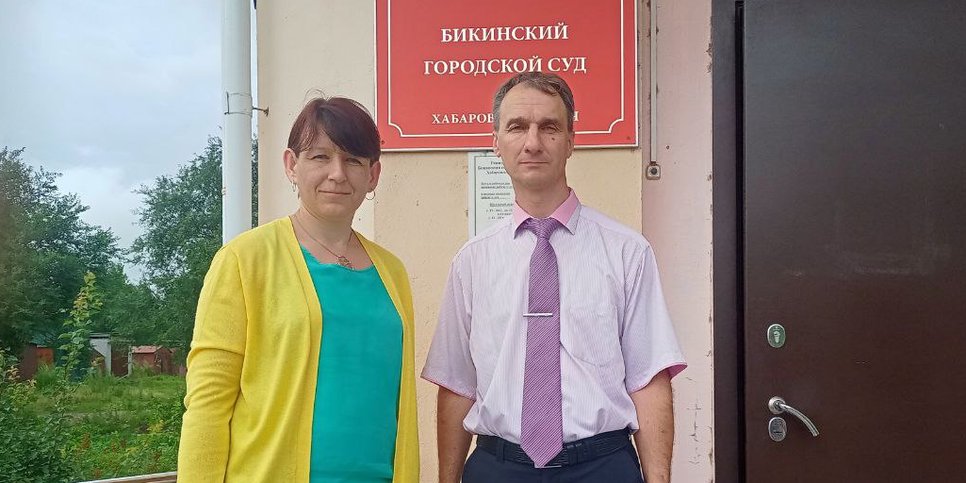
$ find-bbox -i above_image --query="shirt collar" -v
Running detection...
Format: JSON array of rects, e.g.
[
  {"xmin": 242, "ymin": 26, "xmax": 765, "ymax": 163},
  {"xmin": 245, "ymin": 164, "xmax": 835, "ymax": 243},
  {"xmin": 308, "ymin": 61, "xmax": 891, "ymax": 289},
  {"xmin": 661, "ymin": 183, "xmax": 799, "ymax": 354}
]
[{"xmin": 512, "ymin": 189, "xmax": 580, "ymax": 236}]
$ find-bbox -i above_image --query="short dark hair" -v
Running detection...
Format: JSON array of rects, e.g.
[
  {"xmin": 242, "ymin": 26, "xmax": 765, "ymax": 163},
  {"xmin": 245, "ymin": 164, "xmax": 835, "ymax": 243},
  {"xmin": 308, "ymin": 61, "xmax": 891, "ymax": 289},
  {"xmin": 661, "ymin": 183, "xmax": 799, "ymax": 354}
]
[
  {"xmin": 492, "ymin": 72, "xmax": 576, "ymax": 132},
  {"xmin": 287, "ymin": 96, "xmax": 381, "ymax": 163}
]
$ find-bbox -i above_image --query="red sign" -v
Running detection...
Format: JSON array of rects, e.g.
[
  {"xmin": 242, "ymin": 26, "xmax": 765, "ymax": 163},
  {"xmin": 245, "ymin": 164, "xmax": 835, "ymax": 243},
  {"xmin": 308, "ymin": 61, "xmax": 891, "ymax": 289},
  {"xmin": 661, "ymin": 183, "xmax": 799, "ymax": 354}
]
[{"xmin": 376, "ymin": 0, "xmax": 639, "ymax": 150}]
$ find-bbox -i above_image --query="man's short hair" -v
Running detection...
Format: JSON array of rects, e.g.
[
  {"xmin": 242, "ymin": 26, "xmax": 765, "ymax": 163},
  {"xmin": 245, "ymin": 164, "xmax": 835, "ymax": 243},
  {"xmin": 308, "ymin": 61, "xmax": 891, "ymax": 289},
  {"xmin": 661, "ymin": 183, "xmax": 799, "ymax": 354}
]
[{"xmin": 492, "ymin": 72, "xmax": 576, "ymax": 132}]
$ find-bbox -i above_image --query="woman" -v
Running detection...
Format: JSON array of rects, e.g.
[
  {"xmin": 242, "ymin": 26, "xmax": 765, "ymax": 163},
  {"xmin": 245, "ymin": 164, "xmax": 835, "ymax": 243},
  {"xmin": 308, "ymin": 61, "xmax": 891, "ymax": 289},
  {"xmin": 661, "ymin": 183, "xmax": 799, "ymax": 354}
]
[{"xmin": 178, "ymin": 97, "xmax": 419, "ymax": 482}]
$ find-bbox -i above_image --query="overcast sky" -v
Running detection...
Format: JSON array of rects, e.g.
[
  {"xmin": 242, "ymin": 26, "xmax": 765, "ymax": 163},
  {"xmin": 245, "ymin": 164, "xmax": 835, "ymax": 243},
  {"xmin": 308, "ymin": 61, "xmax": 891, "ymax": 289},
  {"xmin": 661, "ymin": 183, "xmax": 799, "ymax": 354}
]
[{"xmin": 0, "ymin": 1, "xmax": 225, "ymax": 277}]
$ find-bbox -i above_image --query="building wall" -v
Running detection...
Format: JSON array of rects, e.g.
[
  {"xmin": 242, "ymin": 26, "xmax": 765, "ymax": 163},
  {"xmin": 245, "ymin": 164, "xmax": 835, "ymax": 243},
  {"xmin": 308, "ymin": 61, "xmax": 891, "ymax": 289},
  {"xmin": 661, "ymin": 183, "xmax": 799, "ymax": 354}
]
[
  {"xmin": 255, "ymin": 0, "xmax": 377, "ymax": 237},
  {"xmin": 646, "ymin": 1, "xmax": 715, "ymax": 479},
  {"xmin": 17, "ymin": 345, "xmax": 54, "ymax": 380},
  {"xmin": 90, "ymin": 335, "xmax": 112, "ymax": 372},
  {"xmin": 256, "ymin": 1, "xmax": 713, "ymax": 480}
]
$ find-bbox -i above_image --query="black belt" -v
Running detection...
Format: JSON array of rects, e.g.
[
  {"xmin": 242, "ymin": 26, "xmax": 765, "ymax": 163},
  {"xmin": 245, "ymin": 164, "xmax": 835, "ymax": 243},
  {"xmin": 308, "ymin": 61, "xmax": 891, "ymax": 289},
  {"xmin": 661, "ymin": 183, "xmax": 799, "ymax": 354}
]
[{"xmin": 476, "ymin": 429, "xmax": 631, "ymax": 468}]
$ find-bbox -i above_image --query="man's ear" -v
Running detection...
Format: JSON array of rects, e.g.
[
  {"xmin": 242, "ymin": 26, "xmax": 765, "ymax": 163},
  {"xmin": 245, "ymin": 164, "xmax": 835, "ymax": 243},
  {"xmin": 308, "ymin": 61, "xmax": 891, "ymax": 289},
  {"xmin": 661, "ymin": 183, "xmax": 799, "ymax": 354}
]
[{"xmin": 492, "ymin": 131, "xmax": 501, "ymax": 156}]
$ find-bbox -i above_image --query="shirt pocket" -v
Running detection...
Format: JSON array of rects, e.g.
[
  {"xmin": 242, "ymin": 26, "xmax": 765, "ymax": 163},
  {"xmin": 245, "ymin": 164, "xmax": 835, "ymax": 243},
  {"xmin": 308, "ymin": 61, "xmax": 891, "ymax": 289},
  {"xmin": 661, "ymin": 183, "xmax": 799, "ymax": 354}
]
[
  {"xmin": 562, "ymin": 301, "xmax": 622, "ymax": 367},
  {"xmin": 470, "ymin": 294, "xmax": 512, "ymax": 384}
]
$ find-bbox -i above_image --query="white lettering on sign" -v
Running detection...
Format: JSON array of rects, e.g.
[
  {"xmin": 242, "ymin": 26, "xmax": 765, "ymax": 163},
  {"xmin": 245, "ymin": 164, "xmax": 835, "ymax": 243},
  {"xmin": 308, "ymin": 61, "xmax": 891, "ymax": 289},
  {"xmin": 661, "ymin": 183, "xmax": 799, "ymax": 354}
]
[
  {"xmin": 431, "ymin": 112, "xmax": 495, "ymax": 125},
  {"xmin": 423, "ymin": 55, "xmax": 588, "ymax": 76},
  {"xmin": 441, "ymin": 22, "xmax": 569, "ymax": 43}
]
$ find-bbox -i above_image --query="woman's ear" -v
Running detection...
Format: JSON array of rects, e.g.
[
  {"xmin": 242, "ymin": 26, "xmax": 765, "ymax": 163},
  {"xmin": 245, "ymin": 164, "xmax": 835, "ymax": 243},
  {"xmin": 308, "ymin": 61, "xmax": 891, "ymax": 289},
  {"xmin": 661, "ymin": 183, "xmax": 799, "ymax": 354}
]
[
  {"xmin": 283, "ymin": 148, "xmax": 298, "ymax": 182},
  {"xmin": 368, "ymin": 160, "xmax": 382, "ymax": 191}
]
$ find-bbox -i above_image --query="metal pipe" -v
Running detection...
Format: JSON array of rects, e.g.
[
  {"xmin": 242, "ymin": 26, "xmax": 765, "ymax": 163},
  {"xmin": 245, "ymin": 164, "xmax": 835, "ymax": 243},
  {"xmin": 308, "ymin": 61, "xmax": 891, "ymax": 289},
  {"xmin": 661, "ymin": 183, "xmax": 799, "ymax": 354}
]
[
  {"xmin": 222, "ymin": 0, "xmax": 253, "ymax": 243},
  {"xmin": 650, "ymin": 0, "xmax": 659, "ymax": 166},
  {"xmin": 77, "ymin": 472, "xmax": 177, "ymax": 483}
]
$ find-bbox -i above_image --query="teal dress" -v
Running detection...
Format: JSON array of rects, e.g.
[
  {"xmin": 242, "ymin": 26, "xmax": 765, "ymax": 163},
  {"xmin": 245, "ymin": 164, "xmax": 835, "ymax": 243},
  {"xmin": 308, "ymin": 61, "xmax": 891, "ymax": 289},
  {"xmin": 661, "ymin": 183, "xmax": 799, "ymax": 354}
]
[{"xmin": 302, "ymin": 247, "xmax": 403, "ymax": 483}]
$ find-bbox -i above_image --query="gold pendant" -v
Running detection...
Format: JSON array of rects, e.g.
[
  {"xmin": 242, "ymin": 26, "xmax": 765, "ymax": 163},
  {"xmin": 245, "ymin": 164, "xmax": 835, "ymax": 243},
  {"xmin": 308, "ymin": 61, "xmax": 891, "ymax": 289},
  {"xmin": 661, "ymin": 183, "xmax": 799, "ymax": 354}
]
[{"xmin": 337, "ymin": 256, "xmax": 353, "ymax": 269}]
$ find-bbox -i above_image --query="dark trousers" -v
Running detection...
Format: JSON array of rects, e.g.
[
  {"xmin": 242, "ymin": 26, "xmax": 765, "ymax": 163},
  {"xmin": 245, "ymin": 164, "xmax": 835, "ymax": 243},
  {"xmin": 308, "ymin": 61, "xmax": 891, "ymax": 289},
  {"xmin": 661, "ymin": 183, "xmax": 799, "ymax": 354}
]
[{"xmin": 461, "ymin": 443, "xmax": 645, "ymax": 483}]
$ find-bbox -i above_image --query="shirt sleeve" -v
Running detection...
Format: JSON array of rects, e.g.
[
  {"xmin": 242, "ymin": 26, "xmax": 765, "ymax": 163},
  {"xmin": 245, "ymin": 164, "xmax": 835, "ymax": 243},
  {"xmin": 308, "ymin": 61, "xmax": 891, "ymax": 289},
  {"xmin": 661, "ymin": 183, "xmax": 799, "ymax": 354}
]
[
  {"xmin": 420, "ymin": 257, "xmax": 477, "ymax": 400},
  {"xmin": 177, "ymin": 246, "xmax": 248, "ymax": 482},
  {"xmin": 621, "ymin": 244, "xmax": 687, "ymax": 393}
]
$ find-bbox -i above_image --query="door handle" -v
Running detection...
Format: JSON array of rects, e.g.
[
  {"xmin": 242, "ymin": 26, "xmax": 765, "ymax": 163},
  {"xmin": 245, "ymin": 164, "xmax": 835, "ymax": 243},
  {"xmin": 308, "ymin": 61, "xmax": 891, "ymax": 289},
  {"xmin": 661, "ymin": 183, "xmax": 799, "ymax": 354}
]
[{"xmin": 768, "ymin": 396, "xmax": 820, "ymax": 437}]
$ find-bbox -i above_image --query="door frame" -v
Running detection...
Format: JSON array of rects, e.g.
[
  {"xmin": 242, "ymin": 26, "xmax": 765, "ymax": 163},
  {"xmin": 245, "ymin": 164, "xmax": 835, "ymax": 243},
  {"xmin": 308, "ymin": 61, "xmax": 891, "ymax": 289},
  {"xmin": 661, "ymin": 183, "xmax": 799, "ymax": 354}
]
[{"xmin": 711, "ymin": 0, "xmax": 743, "ymax": 482}]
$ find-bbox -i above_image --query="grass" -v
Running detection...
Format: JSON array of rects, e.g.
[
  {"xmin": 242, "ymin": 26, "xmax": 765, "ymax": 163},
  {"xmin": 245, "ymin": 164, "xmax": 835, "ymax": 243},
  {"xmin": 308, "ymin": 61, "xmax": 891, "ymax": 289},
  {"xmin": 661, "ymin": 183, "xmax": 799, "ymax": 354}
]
[
  {"xmin": 31, "ymin": 366, "xmax": 186, "ymax": 481},
  {"xmin": 69, "ymin": 371, "xmax": 184, "ymax": 413}
]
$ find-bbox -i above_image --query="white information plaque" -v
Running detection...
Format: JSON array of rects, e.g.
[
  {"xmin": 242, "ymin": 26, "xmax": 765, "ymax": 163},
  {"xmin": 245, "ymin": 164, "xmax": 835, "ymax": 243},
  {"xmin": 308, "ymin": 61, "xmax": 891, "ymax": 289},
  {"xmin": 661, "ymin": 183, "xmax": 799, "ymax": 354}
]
[{"xmin": 468, "ymin": 152, "xmax": 514, "ymax": 237}]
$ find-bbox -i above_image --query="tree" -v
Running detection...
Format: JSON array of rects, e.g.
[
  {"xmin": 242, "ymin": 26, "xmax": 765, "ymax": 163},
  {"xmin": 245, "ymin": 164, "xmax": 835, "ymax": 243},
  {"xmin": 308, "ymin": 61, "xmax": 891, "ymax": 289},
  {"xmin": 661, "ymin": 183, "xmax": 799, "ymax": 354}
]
[
  {"xmin": 59, "ymin": 272, "xmax": 102, "ymax": 379},
  {"xmin": 0, "ymin": 136, "xmax": 255, "ymax": 355},
  {"xmin": 0, "ymin": 147, "xmax": 124, "ymax": 352},
  {"xmin": 0, "ymin": 147, "xmax": 42, "ymax": 351},
  {"xmin": 130, "ymin": 136, "xmax": 257, "ymax": 352},
  {"xmin": 94, "ymin": 266, "xmax": 159, "ymax": 345}
]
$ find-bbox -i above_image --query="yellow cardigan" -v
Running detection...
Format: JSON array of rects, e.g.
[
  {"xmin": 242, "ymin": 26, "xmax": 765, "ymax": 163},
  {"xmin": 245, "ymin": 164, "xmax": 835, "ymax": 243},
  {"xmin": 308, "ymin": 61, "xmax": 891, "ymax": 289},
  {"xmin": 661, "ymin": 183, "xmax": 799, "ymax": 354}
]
[{"xmin": 178, "ymin": 217, "xmax": 419, "ymax": 482}]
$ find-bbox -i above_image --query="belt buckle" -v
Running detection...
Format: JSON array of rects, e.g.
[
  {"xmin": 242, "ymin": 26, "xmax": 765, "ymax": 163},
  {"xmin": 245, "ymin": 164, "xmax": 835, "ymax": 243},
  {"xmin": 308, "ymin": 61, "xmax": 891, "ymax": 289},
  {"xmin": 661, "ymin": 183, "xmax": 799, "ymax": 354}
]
[{"xmin": 537, "ymin": 450, "xmax": 568, "ymax": 468}]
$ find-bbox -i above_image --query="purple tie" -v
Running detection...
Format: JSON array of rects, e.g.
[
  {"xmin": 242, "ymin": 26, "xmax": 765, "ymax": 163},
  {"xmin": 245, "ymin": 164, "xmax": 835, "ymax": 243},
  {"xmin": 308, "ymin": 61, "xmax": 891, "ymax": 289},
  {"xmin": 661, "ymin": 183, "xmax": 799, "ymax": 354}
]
[{"xmin": 520, "ymin": 217, "xmax": 563, "ymax": 467}]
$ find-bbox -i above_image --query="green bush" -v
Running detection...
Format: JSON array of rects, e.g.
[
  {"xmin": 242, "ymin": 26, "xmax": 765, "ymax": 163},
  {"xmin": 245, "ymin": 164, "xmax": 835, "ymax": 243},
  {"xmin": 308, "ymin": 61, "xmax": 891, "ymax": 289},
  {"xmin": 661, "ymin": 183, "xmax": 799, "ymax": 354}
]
[
  {"xmin": 0, "ymin": 352, "xmax": 74, "ymax": 483},
  {"xmin": 33, "ymin": 362, "xmax": 64, "ymax": 391},
  {"xmin": 0, "ymin": 351, "xmax": 186, "ymax": 481}
]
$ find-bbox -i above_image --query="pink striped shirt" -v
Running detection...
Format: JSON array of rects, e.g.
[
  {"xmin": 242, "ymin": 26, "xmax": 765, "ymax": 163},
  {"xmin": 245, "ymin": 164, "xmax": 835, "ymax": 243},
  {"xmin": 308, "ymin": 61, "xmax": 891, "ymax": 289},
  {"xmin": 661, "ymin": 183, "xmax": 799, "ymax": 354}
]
[{"xmin": 422, "ymin": 190, "xmax": 686, "ymax": 443}]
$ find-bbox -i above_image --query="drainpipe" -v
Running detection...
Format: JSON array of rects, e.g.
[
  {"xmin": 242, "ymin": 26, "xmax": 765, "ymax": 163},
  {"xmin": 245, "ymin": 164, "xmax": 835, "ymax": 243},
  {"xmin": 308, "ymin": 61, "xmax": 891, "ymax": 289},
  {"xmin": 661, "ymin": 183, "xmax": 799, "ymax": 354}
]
[
  {"xmin": 222, "ymin": 0, "xmax": 253, "ymax": 243},
  {"xmin": 650, "ymin": 0, "xmax": 659, "ymax": 169}
]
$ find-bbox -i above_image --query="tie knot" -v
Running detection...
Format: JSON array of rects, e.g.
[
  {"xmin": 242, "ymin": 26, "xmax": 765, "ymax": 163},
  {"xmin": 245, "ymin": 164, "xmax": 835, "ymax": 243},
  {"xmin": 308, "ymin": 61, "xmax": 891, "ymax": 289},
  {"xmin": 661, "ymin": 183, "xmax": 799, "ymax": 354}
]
[{"xmin": 524, "ymin": 217, "xmax": 561, "ymax": 240}]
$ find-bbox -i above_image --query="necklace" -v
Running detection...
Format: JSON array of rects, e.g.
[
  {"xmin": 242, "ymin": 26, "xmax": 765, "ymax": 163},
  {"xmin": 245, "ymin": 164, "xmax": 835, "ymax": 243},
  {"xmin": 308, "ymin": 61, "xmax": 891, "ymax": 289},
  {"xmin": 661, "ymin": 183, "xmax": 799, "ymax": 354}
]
[{"xmin": 292, "ymin": 214, "xmax": 354, "ymax": 269}]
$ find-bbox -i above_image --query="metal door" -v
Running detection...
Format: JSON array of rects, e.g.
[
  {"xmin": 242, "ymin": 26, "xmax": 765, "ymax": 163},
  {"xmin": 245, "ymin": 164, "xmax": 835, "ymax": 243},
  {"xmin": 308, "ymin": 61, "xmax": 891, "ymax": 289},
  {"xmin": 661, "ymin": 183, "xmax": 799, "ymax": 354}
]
[{"xmin": 742, "ymin": 1, "xmax": 966, "ymax": 480}]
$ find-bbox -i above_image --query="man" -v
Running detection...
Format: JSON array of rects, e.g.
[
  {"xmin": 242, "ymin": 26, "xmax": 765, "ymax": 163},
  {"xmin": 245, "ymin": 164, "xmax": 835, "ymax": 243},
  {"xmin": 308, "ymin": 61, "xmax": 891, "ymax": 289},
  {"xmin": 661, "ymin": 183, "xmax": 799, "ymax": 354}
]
[{"xmin": 422, "ymin": 72, "xmax": 687, "ymax": 483}]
